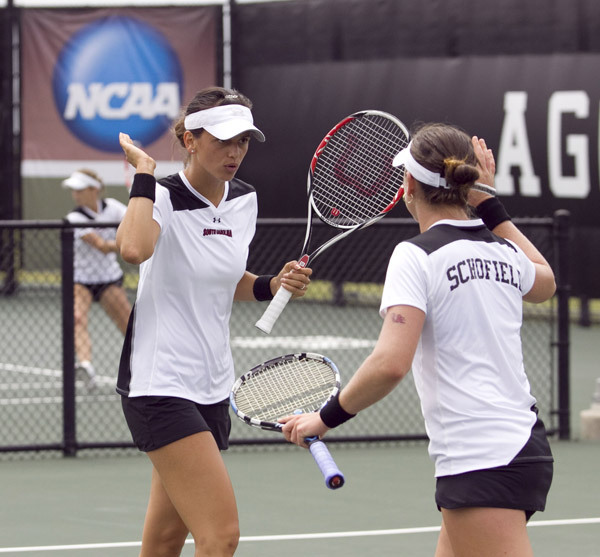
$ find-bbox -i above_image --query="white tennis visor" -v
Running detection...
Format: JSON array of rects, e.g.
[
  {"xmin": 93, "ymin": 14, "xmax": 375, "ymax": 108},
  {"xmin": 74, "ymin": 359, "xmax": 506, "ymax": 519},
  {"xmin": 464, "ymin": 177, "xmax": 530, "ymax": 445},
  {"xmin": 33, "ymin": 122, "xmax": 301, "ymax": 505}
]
[
  {"xmin": 184, "ymin": 105, "xmax": 266, "ymax": 142},
  {"xmin": 62, "ymin": 171, "xmax": 102, "ymax": 190},
  {"xmin": 392, "ymin": 142, "xmax": 449, "ymax": 189}
]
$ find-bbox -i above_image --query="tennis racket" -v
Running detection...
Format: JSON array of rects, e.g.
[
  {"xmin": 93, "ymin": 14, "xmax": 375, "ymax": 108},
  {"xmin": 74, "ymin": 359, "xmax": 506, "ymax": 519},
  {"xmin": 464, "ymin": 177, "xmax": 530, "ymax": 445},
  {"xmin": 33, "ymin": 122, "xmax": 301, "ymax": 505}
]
[
  {"xmin": 255, "ymin": 110, "xmax": 409, "ymax": 334},
  {"xmin": 230, "ymin": 352, "xmax": 345, "ymax": 489},
  {"xmin": 471, "ymin": 182, "xmax": 497, "ymax": 196}
]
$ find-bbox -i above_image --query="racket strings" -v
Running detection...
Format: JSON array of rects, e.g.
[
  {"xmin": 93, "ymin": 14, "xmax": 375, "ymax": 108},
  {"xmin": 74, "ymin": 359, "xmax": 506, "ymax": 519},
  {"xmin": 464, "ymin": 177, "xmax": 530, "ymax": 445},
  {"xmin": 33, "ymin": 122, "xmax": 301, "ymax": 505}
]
[
  {"xmin": 234, "ymin": 358, "xmax": 337, "ymax": 423},
  {"xmin": 312, "ymin": 115, "xmax": 408, "ymax": 226},
  {"xmin": 315, "ymin": 130, "xmax": 403, "ymax": 221}
]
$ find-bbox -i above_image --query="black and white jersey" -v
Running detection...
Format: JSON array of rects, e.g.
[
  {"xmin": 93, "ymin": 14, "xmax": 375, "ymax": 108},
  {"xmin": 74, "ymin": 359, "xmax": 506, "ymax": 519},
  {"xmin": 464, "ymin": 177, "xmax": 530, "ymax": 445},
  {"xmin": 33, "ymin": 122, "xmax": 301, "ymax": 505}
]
[
  {"xmin": 65, "ymin": 198, "xmax": 127, "ymax": 284},
  {"xmin": 380, "ymin": 219, "xmax": 537, "ymax": 477},
  {"xmin": 117, "ymin": 171, "xmax": 258, "ymax": 404}
]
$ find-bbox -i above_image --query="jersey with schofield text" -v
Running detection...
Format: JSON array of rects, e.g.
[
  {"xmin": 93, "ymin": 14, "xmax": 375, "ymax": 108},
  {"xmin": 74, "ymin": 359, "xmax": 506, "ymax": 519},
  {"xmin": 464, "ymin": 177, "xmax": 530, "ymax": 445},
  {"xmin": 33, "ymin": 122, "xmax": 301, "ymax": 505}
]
[{"xmin": 380, "ymin": 219, "xmax": 537, "ymax": 477}]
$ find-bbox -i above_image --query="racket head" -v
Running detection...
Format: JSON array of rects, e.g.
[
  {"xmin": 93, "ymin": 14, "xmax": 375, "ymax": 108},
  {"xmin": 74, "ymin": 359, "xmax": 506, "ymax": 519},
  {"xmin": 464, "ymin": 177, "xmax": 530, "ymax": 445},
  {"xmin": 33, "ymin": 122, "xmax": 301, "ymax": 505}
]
[
  {"xmin": 230, "ymin": 352, "xmax": 341, "ymax": 431},
  {"xmin": 308, "ymin": 110, "xmax": 409, "ymax": 229}
]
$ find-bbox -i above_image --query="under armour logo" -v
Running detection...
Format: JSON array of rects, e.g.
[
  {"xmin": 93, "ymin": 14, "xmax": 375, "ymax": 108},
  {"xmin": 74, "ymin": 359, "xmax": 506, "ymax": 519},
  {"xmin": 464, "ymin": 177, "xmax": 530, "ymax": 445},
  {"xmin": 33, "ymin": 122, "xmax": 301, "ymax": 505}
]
[{"xmin": 213, "ymin": 217, "xmax": 221, "ymax": 223}]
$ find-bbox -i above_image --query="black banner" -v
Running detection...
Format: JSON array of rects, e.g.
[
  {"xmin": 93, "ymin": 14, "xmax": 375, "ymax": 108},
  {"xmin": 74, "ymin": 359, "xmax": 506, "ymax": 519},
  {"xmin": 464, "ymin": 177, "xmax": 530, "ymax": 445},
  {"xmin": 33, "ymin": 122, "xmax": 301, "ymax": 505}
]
[
  {"xmin": 240, "ymin": 54, "xmax": 600, "ymax": 227},
  {"xmin": 237, "ymin": 53, "xmax": 600, "ymax": 296}
]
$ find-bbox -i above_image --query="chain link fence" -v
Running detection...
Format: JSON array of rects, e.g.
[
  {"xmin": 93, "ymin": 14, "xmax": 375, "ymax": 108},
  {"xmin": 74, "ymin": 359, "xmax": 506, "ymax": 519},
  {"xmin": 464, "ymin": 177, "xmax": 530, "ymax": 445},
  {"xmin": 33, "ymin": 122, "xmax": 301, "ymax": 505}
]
[{"xmin": 0, "ymin": 215, "xmax": 570, "ymax": 458}]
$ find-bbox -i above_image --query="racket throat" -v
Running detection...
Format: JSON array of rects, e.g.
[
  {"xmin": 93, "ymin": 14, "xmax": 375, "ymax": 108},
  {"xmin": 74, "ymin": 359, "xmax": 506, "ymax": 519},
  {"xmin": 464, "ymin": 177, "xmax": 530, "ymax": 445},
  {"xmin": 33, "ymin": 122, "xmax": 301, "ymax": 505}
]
[{"xmin": 298, "ymin": 254, "xmax": 309, "ymax": 268}]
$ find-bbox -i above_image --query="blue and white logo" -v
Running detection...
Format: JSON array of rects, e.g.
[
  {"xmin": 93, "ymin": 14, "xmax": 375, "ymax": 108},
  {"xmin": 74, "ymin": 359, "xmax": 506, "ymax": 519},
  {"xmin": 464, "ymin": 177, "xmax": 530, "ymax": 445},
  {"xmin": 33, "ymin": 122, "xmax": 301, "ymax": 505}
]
[{"xmin": 53, "ymin": 16, "xmax": 183, "ymax": 152}]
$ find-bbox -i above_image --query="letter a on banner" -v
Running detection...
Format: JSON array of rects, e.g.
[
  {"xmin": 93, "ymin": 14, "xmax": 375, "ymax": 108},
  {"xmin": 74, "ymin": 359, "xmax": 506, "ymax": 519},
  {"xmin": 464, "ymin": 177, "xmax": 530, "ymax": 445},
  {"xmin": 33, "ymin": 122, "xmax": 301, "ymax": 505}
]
[{"xmin": 495, "ymin": 92, "xmax": 542, "ymax": 197}]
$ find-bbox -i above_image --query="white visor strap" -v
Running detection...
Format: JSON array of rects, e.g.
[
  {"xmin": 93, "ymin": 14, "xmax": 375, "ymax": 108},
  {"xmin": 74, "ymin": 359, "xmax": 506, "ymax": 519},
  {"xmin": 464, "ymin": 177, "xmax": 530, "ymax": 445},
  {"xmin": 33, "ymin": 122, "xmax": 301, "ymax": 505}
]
[
  {"xmin": 393, "ymin": 142, "xmax": 449, "ymax": 189},
  {"xmin": 184, "ymin": 105, "xmax": 254, "ymax": 131},
  {"xmin": 63, "ymin": 171, "xmax": 102, "ymax": 190}
]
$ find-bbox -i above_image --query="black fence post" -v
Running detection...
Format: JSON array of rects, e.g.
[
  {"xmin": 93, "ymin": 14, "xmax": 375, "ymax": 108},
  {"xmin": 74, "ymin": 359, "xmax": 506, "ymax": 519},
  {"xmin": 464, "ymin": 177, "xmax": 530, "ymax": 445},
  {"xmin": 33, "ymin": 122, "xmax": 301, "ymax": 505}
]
[
  {"xmin": 61, "ymin": 227, "xmax": 77, "ymax": 456},
  {"xmin": 0, "ymin": 228, "xmax": 18, "ymax": 295},
  {"xmin": 553, "ymin": 209, "xmax": 571, "ymax": 440},
  {"xmin": 0, "ymin": 0, "xmax": 22, "ymax": 224},
  {"xmin": 1, "ymin": 0, "xmax": 21, "ymax": 296}
]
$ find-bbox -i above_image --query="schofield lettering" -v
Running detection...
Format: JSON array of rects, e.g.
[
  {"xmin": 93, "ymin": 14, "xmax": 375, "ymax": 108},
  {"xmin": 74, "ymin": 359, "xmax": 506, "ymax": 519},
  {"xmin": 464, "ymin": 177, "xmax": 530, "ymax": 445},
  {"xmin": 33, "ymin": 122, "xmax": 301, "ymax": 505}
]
[{"xmin": 447, "ymin": 257, "xmax": 521, "ymax": 291}]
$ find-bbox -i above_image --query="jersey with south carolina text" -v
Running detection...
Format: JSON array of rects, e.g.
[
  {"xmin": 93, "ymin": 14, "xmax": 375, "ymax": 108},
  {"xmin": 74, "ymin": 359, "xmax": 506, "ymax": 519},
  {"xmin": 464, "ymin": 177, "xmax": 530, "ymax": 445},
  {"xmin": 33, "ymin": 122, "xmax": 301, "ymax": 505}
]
[
  {"xmin": 65, "ymin": 198, "xmax": 127, "ymax": 284},
  {"xmin": 117, "ymin": 172, "xmax": 258, "ymax": 404},
  {"xmin": 380, "ymin": 219, "xmax": 537, "ymax": 477}
]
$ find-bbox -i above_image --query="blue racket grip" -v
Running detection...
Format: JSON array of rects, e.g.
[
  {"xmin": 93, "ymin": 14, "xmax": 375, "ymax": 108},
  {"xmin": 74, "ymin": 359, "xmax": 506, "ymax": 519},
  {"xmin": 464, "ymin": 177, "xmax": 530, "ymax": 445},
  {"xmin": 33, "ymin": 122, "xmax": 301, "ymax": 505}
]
[{"xmin": 306, "ymin": 436, "xmax": 345, "ymax": 489}]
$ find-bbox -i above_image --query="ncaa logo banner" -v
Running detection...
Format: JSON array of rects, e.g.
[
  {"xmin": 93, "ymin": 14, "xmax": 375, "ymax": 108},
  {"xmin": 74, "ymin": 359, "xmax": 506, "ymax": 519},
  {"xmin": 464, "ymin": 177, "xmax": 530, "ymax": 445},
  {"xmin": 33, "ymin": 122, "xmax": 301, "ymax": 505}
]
[
  {"xmin": 52, "ymin": 16, "xmax": 183, "ymax": 153},
  {"xmin": 22, "ymin": 7, "xmax": 218, "ymax": 184}
]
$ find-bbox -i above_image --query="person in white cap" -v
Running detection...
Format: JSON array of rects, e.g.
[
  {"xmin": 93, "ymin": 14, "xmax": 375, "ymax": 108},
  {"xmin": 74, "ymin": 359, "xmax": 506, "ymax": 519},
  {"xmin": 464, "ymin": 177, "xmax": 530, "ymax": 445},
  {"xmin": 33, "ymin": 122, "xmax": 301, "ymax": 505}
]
[
  {"xmin": 282, "ymin": 123, "xmax": 556, "ymax": 557},
  {"xmin": 115, "ymin": 87, "xmax": 312, "ymax": 557},
  {"xmin": 63, "ymin": 169, "xmax": 132, "ymax": 388}
]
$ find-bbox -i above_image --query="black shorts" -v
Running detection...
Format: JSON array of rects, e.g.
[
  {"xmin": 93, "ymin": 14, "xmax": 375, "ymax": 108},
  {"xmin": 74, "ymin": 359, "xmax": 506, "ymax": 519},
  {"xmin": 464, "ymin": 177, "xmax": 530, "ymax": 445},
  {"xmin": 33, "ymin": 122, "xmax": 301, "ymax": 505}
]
[
  {"xmin": 121, "ymin": 395, "xmax": 231, "ymax": 452},
  {"xmin": 78, "ymin": 278, "xmax": 123, "ymax": 302},
  {"xmin": 435, "ymin": 417, "xmax": 554, "ymax": 521}
]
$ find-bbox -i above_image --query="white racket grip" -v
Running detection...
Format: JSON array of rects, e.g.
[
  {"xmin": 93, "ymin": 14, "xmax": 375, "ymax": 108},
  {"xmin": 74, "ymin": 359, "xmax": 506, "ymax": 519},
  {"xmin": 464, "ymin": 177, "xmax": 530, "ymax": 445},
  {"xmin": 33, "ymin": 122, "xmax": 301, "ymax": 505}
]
[
  {"xmin": 255, "ymin": 287, "xmax": 293, "ymax": 334},
  {"xmin": 307, "ymin": 438, "xmax": 345, "ymax": 490}
]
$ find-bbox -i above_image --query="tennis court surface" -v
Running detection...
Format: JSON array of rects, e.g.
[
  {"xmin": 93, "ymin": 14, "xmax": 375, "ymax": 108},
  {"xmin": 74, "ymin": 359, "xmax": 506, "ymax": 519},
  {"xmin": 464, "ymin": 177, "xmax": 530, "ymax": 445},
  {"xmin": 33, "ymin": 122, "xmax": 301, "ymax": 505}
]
[
  {"xmin": 0, "ymin": 441, "xmax": 599, "ymax": 556},
  {"xmin": 1, "ymin": 322, "xmax": 599, "ymax": 556}
]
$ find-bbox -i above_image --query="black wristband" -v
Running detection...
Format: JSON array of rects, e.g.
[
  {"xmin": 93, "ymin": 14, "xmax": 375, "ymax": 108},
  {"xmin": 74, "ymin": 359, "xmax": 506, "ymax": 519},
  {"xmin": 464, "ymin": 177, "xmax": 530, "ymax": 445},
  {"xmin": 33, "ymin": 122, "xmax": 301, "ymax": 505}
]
[
  {"xmin": 129, "ymin": 173, "xmax": 156, "ymax": 202},
  {"xmin": 320, "ymin": 392, "xmax": 356, "ymax": 429},
  {"xmin": 253, "ymin": 274, "xmax": 276, "ymax": 301},
  {"xmin": 475, "ymin": 197, "xmax": 511, "ymax": 230}
]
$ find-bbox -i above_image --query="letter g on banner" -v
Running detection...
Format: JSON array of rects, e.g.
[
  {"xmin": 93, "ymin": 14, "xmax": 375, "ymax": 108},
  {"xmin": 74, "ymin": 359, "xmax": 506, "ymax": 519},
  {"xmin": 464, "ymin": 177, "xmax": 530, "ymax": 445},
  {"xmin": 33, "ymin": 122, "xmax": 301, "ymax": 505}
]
[{"xmin": 52, "ymin": 16, "xmax": 183, "ymax": 153}]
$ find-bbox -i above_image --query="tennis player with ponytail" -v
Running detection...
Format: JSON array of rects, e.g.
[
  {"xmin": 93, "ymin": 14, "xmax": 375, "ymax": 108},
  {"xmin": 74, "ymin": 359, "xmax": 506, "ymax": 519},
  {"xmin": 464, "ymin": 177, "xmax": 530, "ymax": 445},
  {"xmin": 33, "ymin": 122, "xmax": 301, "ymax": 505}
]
[
  {"xmin": 116, "ymin": 87, "xmax": 311, "ymax": 557},
  {"xmin": 282, "ymin": 123, "xmax": 555, "ymax": 557}
]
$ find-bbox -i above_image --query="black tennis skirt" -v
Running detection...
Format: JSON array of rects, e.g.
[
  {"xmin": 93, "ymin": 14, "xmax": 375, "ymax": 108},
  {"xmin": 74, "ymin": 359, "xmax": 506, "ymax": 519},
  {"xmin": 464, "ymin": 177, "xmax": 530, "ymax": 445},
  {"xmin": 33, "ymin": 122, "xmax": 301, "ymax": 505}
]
[
  {"xmin": 121, "ymin": 395, "xmax": 231, "ymax": 452},
  {"xmin": 435, "ymin": 416, "xmax": 554, "ymax": 520}
]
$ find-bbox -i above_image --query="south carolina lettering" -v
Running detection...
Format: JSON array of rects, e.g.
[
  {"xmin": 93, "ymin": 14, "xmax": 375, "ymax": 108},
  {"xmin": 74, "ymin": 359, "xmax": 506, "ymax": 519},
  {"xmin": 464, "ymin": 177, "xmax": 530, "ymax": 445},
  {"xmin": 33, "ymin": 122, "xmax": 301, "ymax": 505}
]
[{"xmin": 203, "ymin": 228, "xmax": 233, "ymax": 237}]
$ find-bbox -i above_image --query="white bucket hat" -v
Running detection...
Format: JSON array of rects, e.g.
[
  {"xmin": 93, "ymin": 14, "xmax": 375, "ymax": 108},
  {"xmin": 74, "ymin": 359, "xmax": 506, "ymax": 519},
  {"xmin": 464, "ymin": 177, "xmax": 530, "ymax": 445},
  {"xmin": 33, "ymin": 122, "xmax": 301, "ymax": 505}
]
[{"xmin": 184, "ymin": 104, "xmax": 266, "ymax": 142}]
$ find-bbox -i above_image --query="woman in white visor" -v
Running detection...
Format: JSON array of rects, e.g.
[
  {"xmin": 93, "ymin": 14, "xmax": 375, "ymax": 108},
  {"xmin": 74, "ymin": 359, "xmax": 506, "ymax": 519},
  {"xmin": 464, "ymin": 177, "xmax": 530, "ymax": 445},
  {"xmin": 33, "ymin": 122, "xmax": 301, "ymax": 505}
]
[
  {"xmin": 63, "ymin": 169, "xmax": 132, "ymax": 388},
  {"xmin": 282, "ymin": 123, "xmax": 556, "ymax": 557},
  {"xmin": 116, "ymin": 87, "xmax": 312, "ymax": 557}
]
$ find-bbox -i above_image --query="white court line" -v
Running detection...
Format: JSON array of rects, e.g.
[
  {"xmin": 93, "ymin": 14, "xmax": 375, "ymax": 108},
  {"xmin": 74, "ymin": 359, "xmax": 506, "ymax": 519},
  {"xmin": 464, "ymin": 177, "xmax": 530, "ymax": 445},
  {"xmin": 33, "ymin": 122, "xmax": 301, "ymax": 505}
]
[
  {"xmin": 0, "ymin": 518, "xmax": 598, "ymax": 553},
  {"xmin": 0, "ymin": 394, "xmax": 118, "ymax": 405},
  {"xmin": 231, "ymin": 335, "xmax": 376, "ymax": 350},
  {"xmin": 0, "ymin": 363, "xmax": 115, "ymax": 385},
  {"xmin": 0, "ymin": 363, "xmax": 62, "ymax": 379},
  {"xmin": 1, "ymin": 334, "xmax": 373, "ymax": 394},
  {"xmin": 1, "ymin": 334, "xmax": 374, "ymax": 395},
  {"xmin": 1, "ymin": 337, "xmax": 371, "ymax": 404},
  {"xmin": 0, "ymin": 382, "xmax": 60, "ymax": 391},
  {"xmin": 0, "ymin": 362, "xmax": 116, "ymax": 405}
]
